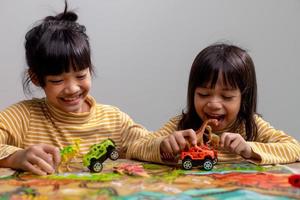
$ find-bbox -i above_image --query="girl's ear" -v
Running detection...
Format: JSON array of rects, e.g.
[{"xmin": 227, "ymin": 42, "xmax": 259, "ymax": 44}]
[{"xmin": 28, "ymin": 69, "xmax": 39, "ymax": 86}]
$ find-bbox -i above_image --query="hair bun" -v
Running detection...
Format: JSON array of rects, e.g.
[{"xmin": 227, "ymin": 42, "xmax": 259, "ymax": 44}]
[
  {"xmin": 56, "ymin": 11, "xmax": 78, "ymax": 22},
  {"xmin": 45, "ymin": 11, "xmax": 78, "ymax": 22}
]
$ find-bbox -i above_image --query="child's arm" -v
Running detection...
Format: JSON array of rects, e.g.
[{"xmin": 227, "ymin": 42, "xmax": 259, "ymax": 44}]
[
  {"xmin": 126, "ymin": 116, "xmax": 182, "ymax": 163},
  {"xmin": 0, "ymin": 144, "xmax": 60, "ymax": 175},
  {"xmin": 0, "ymin": 101, "xmax": 60, "ymax": 174},
  {"xmin": 160, "ymin": 129, "xmax": 197, "ymax": 156},
  {"xmin": 246, "ymin": 115, "xmax": 300, "ymax": 164}
]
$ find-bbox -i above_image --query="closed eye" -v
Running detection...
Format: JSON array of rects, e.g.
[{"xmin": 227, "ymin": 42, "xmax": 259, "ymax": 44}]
[
  {"xmin": 196, "ymin": 92, "xmax": 209, "ymax": 97},
  {"xmin": 77, "ymin": 74, "xmax": 87, "ymax": 80},
  {"xmin": 222, "ymin": 95, "xmax": 234, "ymax": 100},
  {"xmin": 48, "ymin": 80, "xmax": 63, "ymax": 84}
]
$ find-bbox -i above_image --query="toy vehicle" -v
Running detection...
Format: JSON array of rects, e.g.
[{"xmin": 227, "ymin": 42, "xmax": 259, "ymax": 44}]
[
  {"xmin": 83, "ymin": 139, "xmax": 119, "ymax": 173},
  {"xmin": 289, "ymin": 174, "xmax": 300, "ymax": 188},
  {"xmin": 180, "ymin": 145, "xmax": 217, "ymax": 171}
]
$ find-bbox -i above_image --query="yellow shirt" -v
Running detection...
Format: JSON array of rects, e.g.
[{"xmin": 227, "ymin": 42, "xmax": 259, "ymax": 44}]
[
  {"xmin": 127, "ymin": 115, "xmax": 300, "ymax": 165},
  {"xmin": 0, "ymin": 96, "xmax": 149, "ymax": 160}
]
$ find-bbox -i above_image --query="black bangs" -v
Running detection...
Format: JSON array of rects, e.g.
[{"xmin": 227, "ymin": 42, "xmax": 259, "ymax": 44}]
[
  {"xmin": 37, "ymin": 28, "xmax": 91, "ymax": 76},
  {"xmin": 194, "ymin": 54, "xmax": 241, "ymax": 91},
  {"xmin": 195, "ymin": 58, "xmax": 221, "ymax": 89},
  {"xmin": 220, "ymin": 61, "xmax": 241, "ymax": 90}
]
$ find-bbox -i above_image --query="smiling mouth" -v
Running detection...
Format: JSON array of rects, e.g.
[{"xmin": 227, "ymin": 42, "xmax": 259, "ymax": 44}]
[
  {"xmin": 206, "ymin": 114, "xmax": 225, "ymax": 123},
  {"xmin": 61, "ymin": 93, "xmax": 82, "ymax": 103}
]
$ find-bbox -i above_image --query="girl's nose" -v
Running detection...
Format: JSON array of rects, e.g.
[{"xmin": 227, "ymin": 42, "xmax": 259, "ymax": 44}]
[
  {"xmin": 206, "ymin": 101, "xmax": 222, "ymax": 110},
  {"xmin": 64, "ymin": 81, "xmax": 80, "ymax": 94}
]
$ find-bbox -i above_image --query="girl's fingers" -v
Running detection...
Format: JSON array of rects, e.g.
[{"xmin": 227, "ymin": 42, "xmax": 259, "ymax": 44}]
[
  {"xmin": 220, "ymin": 132, "xmax": 227, "ymax": 147},
  {"xmin": 52, "ymin": 148, "xmax": 61, "ymax": 167},
  {"xmin": 41, "ymin": 145, "xmax": 61, "ymax": 167},
  {"xmin": 235, "ymin": 144, "xmax": 245, "ymax": 155},
  {"xmin": 27, "ymin": 154, "xmax": 55, "ymax": 174},
  {"xmin": 224, "ymin": 134, "xmax": 233, "ymax": 147},
  {"xmin": 174, "ymin": 132, "xmax": 188, "ymax": 150},
  {"xmin": 35, "ymin": 156, "xmax": 55, "ymax": 174},
  {"xmin": 23, "ymin": 160, "xmax": 47, "ymax": 176},
  {"xmin": 169, "ymin": 135, "xmax": 180, "ymax": 154},
  {"xmin": 12, "ymin": 145, "xmax": 60, "ymax": 175},
  {"xmin": 229, "ymin": 138, "xmax": 240, "ymax": 152},
  {"xmin": 221, "ymin": 132, "xmax": 235, "ymax": 149},
  {"xmin": 161, "ymin": 129, "xmax": 197, "ymax": 157},
  {"xmin": 181, "ymin": 129, "xmax": 197, "ymax": 146},
  {"xmin": 221, "ymin": 133, "xmax": 251, "ymax": 157},
  {"xmin": 161, "ymin": 139, "xmax": 173, "ymax": 154},
  {"xmin": 34, "ymin": 150, "xmax": 54, "ymax": 168}
]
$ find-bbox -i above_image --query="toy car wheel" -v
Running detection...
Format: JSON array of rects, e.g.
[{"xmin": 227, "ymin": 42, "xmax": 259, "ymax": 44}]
[
  {"xmin": 182, "ymin": 158, "xmax": 193, "ymax": 170},
  {"xmin": 213, "ymin": 158, "xmax": 218, "ymax": 165},
  {"xmin": 90, "ymin": 160, "xmax": 103, "ymax": 173},
  {"xmin": 203, "ymin": 159, "xmax": 213, "ymax": 171},
  {"xmin": 109, "ymin": 149, "xmax": 119, "ymax": 160}
]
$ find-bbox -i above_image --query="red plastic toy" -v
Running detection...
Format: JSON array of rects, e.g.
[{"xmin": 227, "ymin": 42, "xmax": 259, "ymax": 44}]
[
  {"xmin": 179, "ymin": 119, "xmax": 220, "ymax": 171},
  {"xmin": 289, "ymin": 174, "xmax": 300, "ymax": 188},
  {"xmin": 180, "ymin": 145, "xmax": 217, "ymax": 171}
]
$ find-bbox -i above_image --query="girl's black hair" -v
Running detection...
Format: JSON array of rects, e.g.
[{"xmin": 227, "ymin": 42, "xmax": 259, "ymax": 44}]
[
  {"xmin": 23, "ymin": 1, "xmax": 93, "ymax": 93},
  {"xmin": 178, "ymin": 43, "xmax": 258, "ymax": 141}
]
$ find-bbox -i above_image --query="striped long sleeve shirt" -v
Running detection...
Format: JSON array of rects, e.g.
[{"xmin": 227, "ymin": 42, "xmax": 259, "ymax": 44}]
[
  {"xmin": 0, "ymin": 96, "xmax": 150, "ymax": 160},
  {"xmin": 126, "ymin": 115, "xmax": 300, "ymax": 165}
]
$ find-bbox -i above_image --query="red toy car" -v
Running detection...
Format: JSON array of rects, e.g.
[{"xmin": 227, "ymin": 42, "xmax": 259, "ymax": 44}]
[{"xmin": 180, "ymin": 145, "xmax": 217, "ymax": 171}]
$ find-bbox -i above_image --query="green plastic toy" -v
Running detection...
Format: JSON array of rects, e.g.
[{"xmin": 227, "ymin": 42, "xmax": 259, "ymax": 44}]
[
  {"xmin": 83, "ymin": 139, "xmax": 119, "ymax": 173},
  {"xmin": 58, "ymin": 139, "xmax": 81, "ymax": 172}
]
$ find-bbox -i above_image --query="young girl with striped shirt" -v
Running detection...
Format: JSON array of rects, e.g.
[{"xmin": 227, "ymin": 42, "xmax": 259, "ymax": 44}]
[
  {"xmin": 0, "ymin": 4, "xmax": 150, "ymax": 175},
  {"xmin": 127, "ymin": 43, "xmax": 300, "ymax": 165}
]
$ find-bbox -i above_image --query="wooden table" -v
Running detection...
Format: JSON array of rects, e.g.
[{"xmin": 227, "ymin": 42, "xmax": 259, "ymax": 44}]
[{"xmin": 1, "ymin": 159, "xmax": 300, "ymax": 199}]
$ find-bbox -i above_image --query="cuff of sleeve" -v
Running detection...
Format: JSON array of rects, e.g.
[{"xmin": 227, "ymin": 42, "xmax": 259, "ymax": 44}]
[
  {"xmin": 125, "ymin": 136, "xmax": 168, "ymax": 164},
  {"xmin": 0, "ymin": 145, "xmax": 22, "ymax": 160}
]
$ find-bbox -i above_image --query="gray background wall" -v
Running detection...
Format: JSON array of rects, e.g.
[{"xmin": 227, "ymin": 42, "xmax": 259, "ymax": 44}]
[{"xmin": 1, "ymin": 0, "xmax": 299, "ymax": 140}]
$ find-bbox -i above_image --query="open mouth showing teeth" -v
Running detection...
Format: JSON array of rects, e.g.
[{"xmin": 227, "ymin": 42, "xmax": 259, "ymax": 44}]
[
  {"xmin": 206, "ymin": 114, "xmax": 225, "ymax": 122},
  {"xmin": 61, "ymin": 94, "xmax": 82, "ymax": 102}
]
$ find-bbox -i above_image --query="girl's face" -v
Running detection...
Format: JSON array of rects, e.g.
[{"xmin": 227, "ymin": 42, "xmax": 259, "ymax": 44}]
[
  {"xmin": 194, "ymin": 75, "xmax": 241, "ymax": 132},
  {"xmin": 43, "ymin": 68, "xmax": 91, "ymax": 113}
]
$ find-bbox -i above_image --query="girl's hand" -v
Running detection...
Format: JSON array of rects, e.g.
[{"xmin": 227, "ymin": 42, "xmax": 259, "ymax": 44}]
[
  {"xmin": 160, "ymin": 129, "xmax": 197, "ymax": 157},
  {"xmin": 220, "ymin": 132, "xmax": 252, "ymax": 158},
  {"xmin": 8, "ymin": 144, "xmax": 61, "ymax": 175}
]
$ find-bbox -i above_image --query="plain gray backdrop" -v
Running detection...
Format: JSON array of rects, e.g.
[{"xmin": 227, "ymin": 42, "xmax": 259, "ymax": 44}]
[{"xmin": 0, "ymin": 0, "xmax": 299, "ymax": 140}]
